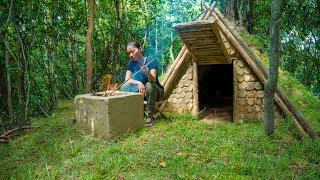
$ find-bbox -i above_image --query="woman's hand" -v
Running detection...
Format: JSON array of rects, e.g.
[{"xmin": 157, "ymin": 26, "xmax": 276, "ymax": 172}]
[
  {"xmin": 137, "ymin": 82, "xmax": 146, "ymax": 95},
  {"xmin": 140, "ymin": 65, "xmax": 149, "ymax": 75}
]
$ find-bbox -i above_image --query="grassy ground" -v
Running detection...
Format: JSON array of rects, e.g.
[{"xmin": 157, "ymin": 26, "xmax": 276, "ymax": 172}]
[
  {"xmin": 1, "ymin": 100, "xmax": 320, "ymax": 179},
  {"xmin": 1, "ymin": 31, "xmax": 320, "ymax": 179}
]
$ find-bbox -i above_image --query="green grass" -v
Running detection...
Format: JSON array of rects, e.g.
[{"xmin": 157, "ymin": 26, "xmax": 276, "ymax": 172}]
[
  {"xmin": 1, "ymin": 100, "xmax": 320, "ymax": 179},
  {"xmin": 1, "ymin": 32, "xmax": 320, "ymax": 179}
]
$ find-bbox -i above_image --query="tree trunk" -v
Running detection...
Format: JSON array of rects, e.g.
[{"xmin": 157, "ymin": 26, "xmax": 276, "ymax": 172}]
[
  {"xmin": 264, "ymin": 0, "xmax": 282, "ymax": 135},
  {"xmin": 4, "ymin": 41, "xmax": 13, "ymax": 122},
  {"xmin": 247, "ymin": 0, "xmax": 254, "ymax": 34},
  {"xmin": 227, "ymin": 0, "xmax": 239, "ymax": 22},
  {"xmin": 12, "ymin": 0, "xmax": 29, "ymax": 122},
  {"xmin": 226, "ymin": 0, "xmax": 254, "ymax": 34},
  {"xmin": 69, "ymin": 32, "xmax": 79, "ymax": 95},
  {"xmin": 112, "ymin": 0, "xmax": 122, "ymax": 77},
  {"xmin": 0, "ymin": 43, "xmax": 6, "ymax": 125},
  {"xmin": 85, "ymin": 0, "xmax": 95, "ymax": 93}
]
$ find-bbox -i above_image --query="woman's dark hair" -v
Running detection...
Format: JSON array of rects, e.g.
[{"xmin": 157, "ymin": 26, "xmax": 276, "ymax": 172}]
[{"xmin": 127, "ymin": 41, "xmax": 141, "ymax": 49}]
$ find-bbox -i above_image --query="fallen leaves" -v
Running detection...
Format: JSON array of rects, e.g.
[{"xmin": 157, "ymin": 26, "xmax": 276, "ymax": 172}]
[{"xmin": 159, "ymin": 161, "xmax": 167, "ymax": 168}]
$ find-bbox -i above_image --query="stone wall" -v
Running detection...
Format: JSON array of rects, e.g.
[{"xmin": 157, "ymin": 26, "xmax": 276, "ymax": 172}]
[
  {"xmin": 163, "ymin": 63, "xmax": 194, "ymax": 113},
  {"xmin": 234, "ymin": 57, "xmax": 282, "ymax": 121},
  {"xmin": 163, "ymin": 57, "xmax": 283, "ymax": 121}
]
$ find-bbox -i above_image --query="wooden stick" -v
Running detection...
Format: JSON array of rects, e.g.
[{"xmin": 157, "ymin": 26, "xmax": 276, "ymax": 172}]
[{"xmin": 0, "ymin": 126, "xmax": 36, "ymax": 138}]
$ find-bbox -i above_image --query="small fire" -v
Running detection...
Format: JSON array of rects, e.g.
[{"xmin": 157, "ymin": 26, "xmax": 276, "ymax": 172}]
[{"xmin": 102, "ymin": 74, "xmax": 120, "ymax": 96}]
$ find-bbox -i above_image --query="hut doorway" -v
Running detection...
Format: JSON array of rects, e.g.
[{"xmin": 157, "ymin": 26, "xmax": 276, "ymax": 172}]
[{"xmin": 198, "ymin": 64, "xmax": 233, "ymax": 122}]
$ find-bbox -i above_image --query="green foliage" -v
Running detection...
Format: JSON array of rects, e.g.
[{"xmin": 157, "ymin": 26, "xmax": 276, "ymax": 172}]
[
  {"xmin": 1, "ymin": 100, "xmax": 320, "ymax": 178},
  {"xmin": 0, "ymin": 0, "xmax": 211, "ymax": 130},
  {"xmin": 251, "ymin": 0, "xmax": 320, "ymax": 98}
]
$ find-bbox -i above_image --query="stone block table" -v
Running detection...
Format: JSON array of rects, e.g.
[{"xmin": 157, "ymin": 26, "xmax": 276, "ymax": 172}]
[{"xmin": 74, "ymin": 91, "xmax": 144, "ymax": 140}]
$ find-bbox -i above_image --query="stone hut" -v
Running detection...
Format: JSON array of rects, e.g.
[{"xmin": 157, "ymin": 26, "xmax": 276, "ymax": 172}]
[
  {"xmin": 159, "ymin": 5, "xmax": 282, "ymax": 122},
  {"xmin": 158, "ymin": 3, "xmax": 318, "ymax": 138}
]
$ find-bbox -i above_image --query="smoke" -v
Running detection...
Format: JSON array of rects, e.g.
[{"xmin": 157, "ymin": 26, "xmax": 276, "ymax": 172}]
[
  {"xmin": 137, "ymin": 0, "xmax": 217, "ymax": 75},
  {"xmin": 121, "ymin": 84, "xmax": 139, "ymax": 93}
]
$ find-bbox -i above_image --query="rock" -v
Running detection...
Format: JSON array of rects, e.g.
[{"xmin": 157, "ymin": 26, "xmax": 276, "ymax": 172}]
[
  {"xmin": 187, "ymin": 73, "xmax": 192, "ymax": 80},
  {"xmin": 238, "ymin": 91, "xmax": 247, "ymax": 98},
  {"xmin": 237, "ymin": 75, "xmax": 245, "ymax": 82},
  {"xmin": 255, "ymin": 98, "xmax": 263, "ymax": 105},
  {"xmin": 251, "ymin": 75, "xmax": 257, "ymax": 81},
  {"xmin": 237, "ymin": 60, "xmax": 245, "ymax": 68},
  {"xmin": 238, "ymin": 98, "xmax": 246, "ymax": 105},
  {"xmin": 236, "ymin": 66, "xmax": 245, "ymax": 75},
  {"xmin": 247, "ymin": 105, "xmax": 254, "ymax": 113},
  {"xmin": 246, "ymin": 97, "xmax": 255, "ymax": 105},
  {"xmin": 244, "ymin": 75, "xmax": 252, "ymax": 82},
  {"xmin": 256, "ymin": 91, "xmax": 264, "ymax": 98},
  {"xmin": 254, "ymin": 82, "xmax": 263, "ymax": 90},
  {"xmin": 243, "ymin": 67, "xmax": 251, "ymax": 74},
  {"xmin": 254, "ymin": 105, "xmax": 261, "ymax": 112},
  {"xmin": 247, "ymin": 92, "xmax": 255, "ymax": 98},
  {"xmin": 245, "ymin": 82, "xmax": 255, "ymax": 91}
]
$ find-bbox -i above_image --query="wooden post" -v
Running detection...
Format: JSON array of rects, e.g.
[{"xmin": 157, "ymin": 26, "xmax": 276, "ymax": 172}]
[
  {"xmin": 232, "ymin": 58, "xmax": 237, "ymax": 122},
  {"xmin": 192, "ymin": 60, "xmax": 199, "ymax": 115}
]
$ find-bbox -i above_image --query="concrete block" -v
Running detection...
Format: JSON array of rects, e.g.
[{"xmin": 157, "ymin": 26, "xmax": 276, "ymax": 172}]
[{"xmin": 74, "ymin": 91, "xmax": 144, "ymax": 140}]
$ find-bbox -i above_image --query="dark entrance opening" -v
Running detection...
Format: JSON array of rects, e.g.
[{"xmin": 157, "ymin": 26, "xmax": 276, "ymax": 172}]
[{"xmin": 198, "ymin": 64, "xmax": 233, "ymax": 122}]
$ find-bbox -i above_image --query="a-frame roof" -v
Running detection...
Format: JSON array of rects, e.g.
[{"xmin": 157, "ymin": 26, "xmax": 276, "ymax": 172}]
[
  {"xmin": 173, "ymin": 20, "xmax": 227, "ymax": 64},
  {"xmin": 173, "ymin": 20, "xmax": 234, "ymax": 64}
]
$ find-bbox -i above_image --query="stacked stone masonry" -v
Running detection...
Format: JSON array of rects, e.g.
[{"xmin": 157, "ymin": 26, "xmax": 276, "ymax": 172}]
[
  {"xmin": 234, "ymin": 58, "xmax": 282, "ymax": 121},
  {"xmin": 163, "ymin": 57, "xmax": 282, "ymax": 121},
  {"xmin": 163, "ymin": 64, "xmax": 194, "ymax": 113}
]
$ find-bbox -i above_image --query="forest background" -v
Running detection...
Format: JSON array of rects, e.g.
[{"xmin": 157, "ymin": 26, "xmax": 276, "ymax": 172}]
[{"xmin": 0, "ymin": 0, "xmax": 319, "ymax": 132}]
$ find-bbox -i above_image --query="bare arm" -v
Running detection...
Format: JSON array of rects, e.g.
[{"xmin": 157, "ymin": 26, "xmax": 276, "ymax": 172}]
[
  {"xmin": 124, "ymin": 70, "xmax": 145, "ymax": 94},
  {"xmin": 148, "ymin": 69, "xmax": 157, "ymax": 83},
  {"xmin": 140, "ymin": 65, "xmax": 156, "ymax": 83}
]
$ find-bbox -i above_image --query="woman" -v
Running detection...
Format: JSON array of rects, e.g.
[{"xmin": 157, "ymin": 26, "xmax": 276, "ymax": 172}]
[{"xmin": 121, "ymin": 41, "xmax": 163, "ymax": 126}]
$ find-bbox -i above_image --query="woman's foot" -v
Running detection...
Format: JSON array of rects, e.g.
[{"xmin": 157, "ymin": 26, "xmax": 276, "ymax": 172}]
[{"xmin": 145, "ymin": 116, "xmax": 155, "ymax": 127}]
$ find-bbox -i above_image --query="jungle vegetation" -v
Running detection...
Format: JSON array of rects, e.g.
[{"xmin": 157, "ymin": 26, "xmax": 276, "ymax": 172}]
[{"xmin": 0, "ymin": 0, "xmax": 319, "ymax": 132}]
